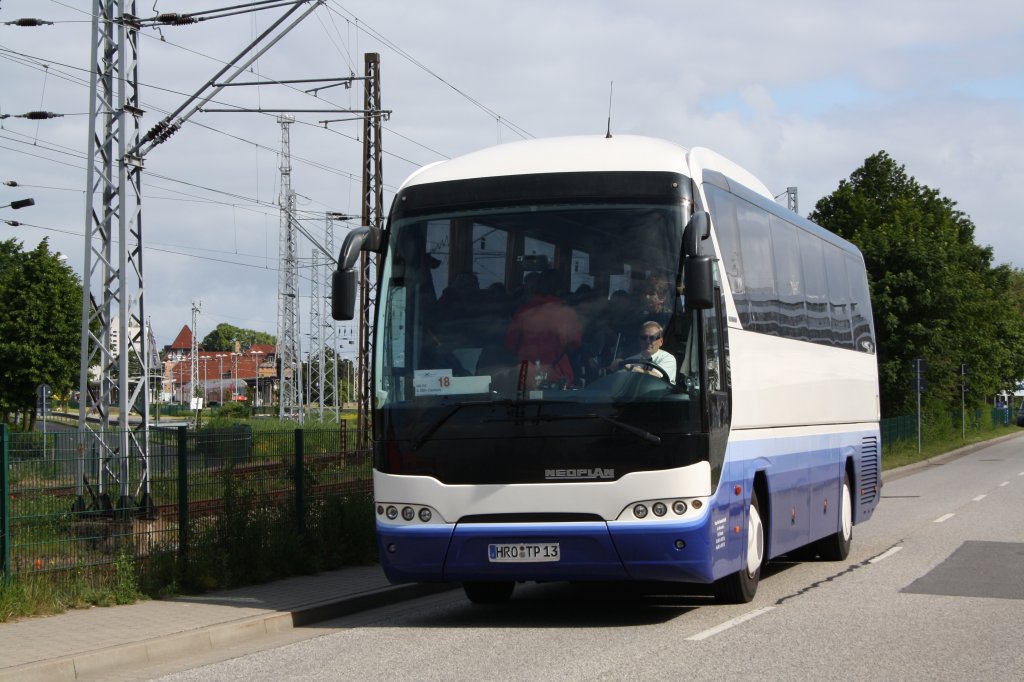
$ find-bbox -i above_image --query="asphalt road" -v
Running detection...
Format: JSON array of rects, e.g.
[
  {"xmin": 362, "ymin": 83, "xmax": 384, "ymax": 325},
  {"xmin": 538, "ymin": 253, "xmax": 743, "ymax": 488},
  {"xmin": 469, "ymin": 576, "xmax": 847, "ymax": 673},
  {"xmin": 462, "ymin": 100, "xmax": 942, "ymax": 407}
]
[{"xmin": 96, "ymin": 434, "xmax": 1024, "ymax": 682}]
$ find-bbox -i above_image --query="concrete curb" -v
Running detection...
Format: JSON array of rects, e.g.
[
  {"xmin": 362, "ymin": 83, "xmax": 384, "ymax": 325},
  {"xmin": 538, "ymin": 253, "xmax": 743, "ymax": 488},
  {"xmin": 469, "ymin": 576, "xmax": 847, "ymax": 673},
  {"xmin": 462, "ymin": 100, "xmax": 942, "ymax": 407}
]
[{"xmin": 0, "ymin": 582, "xmax": 455, "ymax": 682}]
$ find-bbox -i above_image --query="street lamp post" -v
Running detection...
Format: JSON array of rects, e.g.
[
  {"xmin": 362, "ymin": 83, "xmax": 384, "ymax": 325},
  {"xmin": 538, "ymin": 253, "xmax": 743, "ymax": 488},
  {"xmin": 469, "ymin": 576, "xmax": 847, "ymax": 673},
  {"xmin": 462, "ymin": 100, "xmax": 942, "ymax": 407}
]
[
  {"xmin": 216, "ymin": 354, "xmax": 226, "ymax": 403},
  {"xmin": 0, "ymin": 198, "xmax": 34, "ymax": 210},
  {"xmin": 2, "ymin": 197, "xmax": 35, "ymax": 227}
]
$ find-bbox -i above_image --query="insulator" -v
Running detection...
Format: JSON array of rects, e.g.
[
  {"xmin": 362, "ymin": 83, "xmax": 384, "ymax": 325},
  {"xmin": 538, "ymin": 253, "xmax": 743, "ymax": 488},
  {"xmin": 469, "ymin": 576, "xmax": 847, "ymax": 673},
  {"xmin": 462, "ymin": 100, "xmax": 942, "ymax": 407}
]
[
  {"xmin": 156, "ymin": 13, "xmax": 197, "ymax": 25},
  {"xmin": 9, "ymin": 18, "xmax": 55, "ymax": 27},
  {"xmin": 23, "ymin": 111, "xmax": 61, "ymax": 120}
]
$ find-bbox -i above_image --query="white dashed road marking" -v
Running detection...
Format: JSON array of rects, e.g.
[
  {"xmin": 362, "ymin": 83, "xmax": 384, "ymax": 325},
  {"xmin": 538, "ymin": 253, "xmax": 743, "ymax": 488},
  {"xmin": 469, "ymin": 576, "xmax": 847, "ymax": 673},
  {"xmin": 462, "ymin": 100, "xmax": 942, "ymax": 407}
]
[
  {"xmin": 687, "ymin": 607, "xmax": 775, "ymax": 641},
  {"xmin": 869, "ymin": 546, "xmax": 903, "ymax": 564}
]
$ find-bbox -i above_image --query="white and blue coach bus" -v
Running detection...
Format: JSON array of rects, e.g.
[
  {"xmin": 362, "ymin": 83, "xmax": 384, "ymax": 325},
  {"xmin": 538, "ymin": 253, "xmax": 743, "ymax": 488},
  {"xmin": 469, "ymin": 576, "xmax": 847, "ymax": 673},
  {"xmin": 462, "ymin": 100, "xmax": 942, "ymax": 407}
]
[{"xmin": 332, "ymin": 135, "xmax": 881, "ymax": 604}]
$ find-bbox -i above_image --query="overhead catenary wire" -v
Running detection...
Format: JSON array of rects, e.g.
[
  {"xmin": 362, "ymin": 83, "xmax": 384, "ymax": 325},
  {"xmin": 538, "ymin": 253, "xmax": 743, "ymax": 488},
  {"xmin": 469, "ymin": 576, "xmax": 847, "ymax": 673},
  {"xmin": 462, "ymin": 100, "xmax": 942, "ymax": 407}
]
[
  {"xmin": 3, "ymin": 0, "xmax": 538, "ymax": 306},
  {"xmin": 323, "ymin": 0, "xmax": 534, "ymax": 141}
]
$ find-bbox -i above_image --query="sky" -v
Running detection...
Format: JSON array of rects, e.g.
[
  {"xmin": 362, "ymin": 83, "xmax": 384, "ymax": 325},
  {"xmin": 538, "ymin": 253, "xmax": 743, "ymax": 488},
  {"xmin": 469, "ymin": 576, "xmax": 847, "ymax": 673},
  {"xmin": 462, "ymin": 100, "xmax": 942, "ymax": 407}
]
[{"xmin": 2, "ymin": 0, "xmax": 1022, "ymax": 352}]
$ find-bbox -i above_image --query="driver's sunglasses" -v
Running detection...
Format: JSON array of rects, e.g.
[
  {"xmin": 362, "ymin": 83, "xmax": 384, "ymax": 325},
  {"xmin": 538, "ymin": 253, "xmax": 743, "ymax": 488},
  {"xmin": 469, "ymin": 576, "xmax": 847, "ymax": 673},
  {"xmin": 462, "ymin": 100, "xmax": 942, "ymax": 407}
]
[{"xmin": 638, "ymin": 334, "xmax": 662, "ymax": 342}]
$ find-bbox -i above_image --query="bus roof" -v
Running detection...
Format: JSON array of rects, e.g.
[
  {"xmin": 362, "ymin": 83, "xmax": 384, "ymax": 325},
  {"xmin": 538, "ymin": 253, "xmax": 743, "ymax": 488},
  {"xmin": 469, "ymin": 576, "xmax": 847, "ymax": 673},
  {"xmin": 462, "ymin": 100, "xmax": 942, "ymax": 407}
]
[{"xmin": 401, "ymin": 135, "xmax": 773, "ymax": 201}]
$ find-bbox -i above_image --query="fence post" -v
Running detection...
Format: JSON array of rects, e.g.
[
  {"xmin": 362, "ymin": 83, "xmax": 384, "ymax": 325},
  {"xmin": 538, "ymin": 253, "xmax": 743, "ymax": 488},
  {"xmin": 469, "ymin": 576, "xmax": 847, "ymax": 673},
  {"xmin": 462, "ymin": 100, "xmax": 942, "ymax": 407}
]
[
  {"xmin": 295, "ymin": 428, "xmax": 305, "ymax": 536},
  {"xmin": 177, "ymin": 426, "xmax": 188, "ymax": 568},
  {"xmin": 2, "ymin": 424, "xmax": 9, "ymax": 584}
]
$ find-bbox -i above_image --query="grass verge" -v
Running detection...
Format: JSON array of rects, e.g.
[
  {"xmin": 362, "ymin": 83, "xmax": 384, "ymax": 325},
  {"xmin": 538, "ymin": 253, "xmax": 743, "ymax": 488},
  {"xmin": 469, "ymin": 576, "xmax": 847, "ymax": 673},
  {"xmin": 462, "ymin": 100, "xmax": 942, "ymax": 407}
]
[{"xmin": 882, "ymin": 423, "xmax": 1022, "ymax": 470}]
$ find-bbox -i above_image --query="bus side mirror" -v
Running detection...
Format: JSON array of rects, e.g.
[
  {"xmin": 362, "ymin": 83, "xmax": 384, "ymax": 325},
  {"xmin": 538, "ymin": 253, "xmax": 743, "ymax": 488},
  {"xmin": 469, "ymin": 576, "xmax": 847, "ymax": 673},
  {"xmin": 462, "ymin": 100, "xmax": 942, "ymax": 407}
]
[
  {"xmin": 332, "ymin": 268, "xmax": 358, "ymax": 321},
  {"xmin": 683, "ymin": 211, "xmax": 709, "ymax": 257},
  {"xmin": 684, "ymin": 256, "xmax": 714, "ymax": 310},
  {"xmin": 331, "ymin": 226, "xmax": 381, "ymax": 321}
]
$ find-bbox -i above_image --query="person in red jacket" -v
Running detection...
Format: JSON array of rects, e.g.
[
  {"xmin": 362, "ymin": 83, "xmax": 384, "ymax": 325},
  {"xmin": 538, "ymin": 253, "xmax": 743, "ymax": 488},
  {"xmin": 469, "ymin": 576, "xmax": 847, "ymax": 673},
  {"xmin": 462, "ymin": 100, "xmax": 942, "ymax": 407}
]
[{"xmin": 504, "ymin": 269, "xmax": 582, "ymax": 388}]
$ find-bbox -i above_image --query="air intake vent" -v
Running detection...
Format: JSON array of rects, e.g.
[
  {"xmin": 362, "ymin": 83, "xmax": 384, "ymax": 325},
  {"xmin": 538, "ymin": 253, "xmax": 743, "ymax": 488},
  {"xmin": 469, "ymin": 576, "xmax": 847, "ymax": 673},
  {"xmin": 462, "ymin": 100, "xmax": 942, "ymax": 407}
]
[{"xmin": 859, "ymin": 436, "xmax": 880, "ymax": 504}]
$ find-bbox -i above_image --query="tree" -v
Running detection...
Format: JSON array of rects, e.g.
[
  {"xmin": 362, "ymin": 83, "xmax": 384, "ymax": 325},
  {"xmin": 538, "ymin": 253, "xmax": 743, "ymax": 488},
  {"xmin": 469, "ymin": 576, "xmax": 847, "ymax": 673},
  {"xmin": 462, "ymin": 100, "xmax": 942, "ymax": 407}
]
[
  {"xmin": 811, "ymin": 152, "xmax": 1021, "ymax": 416},
  {"xmin": 201, "ymin": 323, "xmax": 276, "ymax": 352},
  {"xmin": 0, "ymin": 239, "xmax": 83, "ymax": 429}
]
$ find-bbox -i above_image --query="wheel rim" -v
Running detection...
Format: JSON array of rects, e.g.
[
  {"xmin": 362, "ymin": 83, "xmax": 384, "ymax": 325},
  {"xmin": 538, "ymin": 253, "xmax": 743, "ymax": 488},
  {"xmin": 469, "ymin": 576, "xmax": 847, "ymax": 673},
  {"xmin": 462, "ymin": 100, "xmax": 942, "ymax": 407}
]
[
  {"xmin": 840, "ymin": 480, "xmax": 853, "ymax": 541},
  {"xmin": 746, "ymin": 502, "xmax": 764, "ymax": 576}
]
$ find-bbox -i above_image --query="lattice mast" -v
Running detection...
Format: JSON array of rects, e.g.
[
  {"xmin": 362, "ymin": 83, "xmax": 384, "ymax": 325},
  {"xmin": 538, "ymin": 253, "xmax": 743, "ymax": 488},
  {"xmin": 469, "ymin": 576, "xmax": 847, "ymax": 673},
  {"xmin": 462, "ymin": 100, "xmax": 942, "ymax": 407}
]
[
  {"xmin": 358, "ymin": 53, "xmax": 384, "ymax": 440},
  {"xmin": 309, "ymin": 246, "xmax": 323, "ymax": 418},
  {"xmin": 320, "ymin": 214, "xmax": 341, "ymax": 422},
  {"xmin": 74, "ymin": 0, "xmax": 325, "ymax": 514},
  {"xmin": 276, "ymin": 114, "xmax": 303, "ymax": 421},
  {"xmin": 77, "ymin": 0, "xmax": 151, "ymax": 517}
]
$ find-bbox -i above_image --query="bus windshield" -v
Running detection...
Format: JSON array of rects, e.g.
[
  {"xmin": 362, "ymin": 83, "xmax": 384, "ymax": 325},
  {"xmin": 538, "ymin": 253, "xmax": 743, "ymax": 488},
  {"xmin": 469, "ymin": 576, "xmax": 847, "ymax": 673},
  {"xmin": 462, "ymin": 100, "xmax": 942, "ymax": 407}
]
[{"xmin": 374, "ymin": 200, "xmax": 703, "ymax": 433}]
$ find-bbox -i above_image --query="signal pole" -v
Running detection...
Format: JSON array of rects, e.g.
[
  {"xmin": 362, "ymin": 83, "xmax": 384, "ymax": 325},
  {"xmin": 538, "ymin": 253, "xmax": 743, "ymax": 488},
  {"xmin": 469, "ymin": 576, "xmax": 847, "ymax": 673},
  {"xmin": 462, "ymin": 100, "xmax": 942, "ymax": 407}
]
[{"xmin": 358, "ymin": 53, "xmax": 384, "ymax": 443}]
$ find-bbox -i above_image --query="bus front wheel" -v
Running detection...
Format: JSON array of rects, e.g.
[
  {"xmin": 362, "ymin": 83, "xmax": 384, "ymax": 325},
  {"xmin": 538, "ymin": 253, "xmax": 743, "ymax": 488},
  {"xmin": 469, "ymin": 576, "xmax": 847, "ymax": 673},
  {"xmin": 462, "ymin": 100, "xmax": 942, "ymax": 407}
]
[
  {"xmin": 463, "ymin": 581, "xmax": 515, "ymax": 604},
  {"xmin": 713, "ymin": 490, "xmax": 764, "ymax": 604}
]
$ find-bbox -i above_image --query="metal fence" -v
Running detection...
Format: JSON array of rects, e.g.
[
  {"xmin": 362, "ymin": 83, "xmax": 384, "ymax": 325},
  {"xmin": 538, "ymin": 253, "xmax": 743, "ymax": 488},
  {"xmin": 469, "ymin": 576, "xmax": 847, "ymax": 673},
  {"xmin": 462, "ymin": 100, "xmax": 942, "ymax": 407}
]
[
  {"xmin": 2, "ymin": 410, "xmax": 1017, "ymax": 590},
  {"xmin": 880, "ymin": 407, "xmax": 1014, "ymax": 454},
  {"xmin": 1, "ymin": 423, "xmax": 372, "ymax": 591}
]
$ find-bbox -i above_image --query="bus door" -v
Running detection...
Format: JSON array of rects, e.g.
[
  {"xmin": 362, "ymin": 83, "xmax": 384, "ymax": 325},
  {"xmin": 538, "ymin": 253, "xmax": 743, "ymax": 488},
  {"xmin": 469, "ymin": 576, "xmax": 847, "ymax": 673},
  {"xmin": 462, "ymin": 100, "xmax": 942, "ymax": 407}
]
[{"xmin": 703, "ymin": 280, "xmax": 730, "ymax": 484}]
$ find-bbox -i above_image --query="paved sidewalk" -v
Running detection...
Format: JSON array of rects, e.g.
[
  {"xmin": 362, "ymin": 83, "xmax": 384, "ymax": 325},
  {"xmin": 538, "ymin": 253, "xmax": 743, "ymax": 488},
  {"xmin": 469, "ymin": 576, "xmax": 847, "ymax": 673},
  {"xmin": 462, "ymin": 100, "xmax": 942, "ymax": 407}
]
[{"xmin": 0, "ymin": 566, "xmax": 450, "ymax": 682}]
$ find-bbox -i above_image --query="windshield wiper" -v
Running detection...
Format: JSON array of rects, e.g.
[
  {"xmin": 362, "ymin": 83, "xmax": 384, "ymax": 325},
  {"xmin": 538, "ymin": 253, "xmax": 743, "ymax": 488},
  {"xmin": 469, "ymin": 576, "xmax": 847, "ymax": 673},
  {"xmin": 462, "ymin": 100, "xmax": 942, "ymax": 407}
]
[
  {"xmin": 410, "ymin": 398, "xmax": 562, "ymax": 450},
  {"xmin": 537, "ymin": 412, "xmax": 662, "ymax": 445}
]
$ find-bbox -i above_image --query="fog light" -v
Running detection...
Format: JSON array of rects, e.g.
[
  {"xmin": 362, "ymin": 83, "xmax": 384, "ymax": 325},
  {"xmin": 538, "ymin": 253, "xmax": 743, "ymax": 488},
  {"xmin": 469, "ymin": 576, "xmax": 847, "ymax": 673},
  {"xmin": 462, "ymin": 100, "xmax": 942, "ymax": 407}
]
[
  {"xmin": 633, "ymin": 504, "xmax": 648, "ymax": 519},
  {"xmin": 691, "ymin": 499, "xmax": 703, "ymax": 510},
  {"xmin": 674, "ymin": 539, "xmax": 686, "ymax": 550},
  {"xmin": 418, "ymin": 508, "xmax": 432, "ymax": 522},
  {"xmin": 387, "ymin": 543, "xmax": 397, "ymax": 553},
  {"xmin": 652, "ymin": 502, "xmax": 667, "ymax": 517},
  {"xmin": 672, "ymin": 500, "xmax": 687, "ymax": 515},
  {"xmin": 386, "ymin": 505, "xmax": 398, "ymax": 520},
  {"xmin": 402, "ymin": 506, "xmax": 415, "ymax": 521}
]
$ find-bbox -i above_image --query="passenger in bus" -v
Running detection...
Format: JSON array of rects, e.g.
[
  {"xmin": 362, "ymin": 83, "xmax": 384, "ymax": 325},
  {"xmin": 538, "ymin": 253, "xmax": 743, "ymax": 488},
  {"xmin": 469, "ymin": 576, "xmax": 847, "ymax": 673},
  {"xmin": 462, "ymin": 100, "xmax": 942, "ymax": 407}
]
[
  {"xmin": 639, "ymin": 275, "xmax": 673, "ymax": 328},
  {"xmin": 609, "ymin": 321, "xmax": 677, "ymax": 383},
  {"xmin": 437, "ymin": 272, "xmax": 480, "ymax": 307},
  {"xmin": 504, "ymin": 269, "xmax": 582, "ymax": 386}
]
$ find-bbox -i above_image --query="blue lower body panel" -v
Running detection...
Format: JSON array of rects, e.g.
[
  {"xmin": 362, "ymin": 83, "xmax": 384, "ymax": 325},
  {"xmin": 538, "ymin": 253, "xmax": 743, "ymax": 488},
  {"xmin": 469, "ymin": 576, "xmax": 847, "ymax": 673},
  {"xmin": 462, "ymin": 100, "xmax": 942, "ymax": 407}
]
[
  {"xmin": 378, "ymin": 518, "xmax": 716, "ymax": 585},
  {"xmin": 609, "ymin": 520, "xmax": 715, "ymax": 583}
]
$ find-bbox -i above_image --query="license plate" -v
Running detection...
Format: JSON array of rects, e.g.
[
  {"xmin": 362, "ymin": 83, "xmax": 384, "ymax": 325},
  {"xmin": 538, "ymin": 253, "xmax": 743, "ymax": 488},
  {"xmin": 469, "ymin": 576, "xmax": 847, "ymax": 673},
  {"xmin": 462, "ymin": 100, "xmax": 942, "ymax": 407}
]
[{"xmin": 488, "ymin": 543, "xmax": 560, "ymax": 562}]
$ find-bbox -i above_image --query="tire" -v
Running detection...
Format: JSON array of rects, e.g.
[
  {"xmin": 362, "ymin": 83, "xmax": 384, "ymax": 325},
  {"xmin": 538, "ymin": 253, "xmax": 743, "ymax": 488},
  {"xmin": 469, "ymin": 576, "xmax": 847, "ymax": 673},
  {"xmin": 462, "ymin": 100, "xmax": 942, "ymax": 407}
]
[
  {"xmin": 815, "ymin": 473, "xmax": 853, "ymax": 561},
  {"xmin": 463, "ymin": 581, "xmax": 515, "ymax": 604},
  {"xmin": 713, "ymin": 490, "xmax": 764, "ymax": 604}
]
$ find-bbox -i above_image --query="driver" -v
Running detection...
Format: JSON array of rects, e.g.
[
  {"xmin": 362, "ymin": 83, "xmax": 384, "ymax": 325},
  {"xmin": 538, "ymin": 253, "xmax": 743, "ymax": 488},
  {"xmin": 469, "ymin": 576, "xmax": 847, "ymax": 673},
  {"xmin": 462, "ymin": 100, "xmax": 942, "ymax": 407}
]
[{"xmin": 610, "ymin": 321, "xmax": 676, "ymax": 384}]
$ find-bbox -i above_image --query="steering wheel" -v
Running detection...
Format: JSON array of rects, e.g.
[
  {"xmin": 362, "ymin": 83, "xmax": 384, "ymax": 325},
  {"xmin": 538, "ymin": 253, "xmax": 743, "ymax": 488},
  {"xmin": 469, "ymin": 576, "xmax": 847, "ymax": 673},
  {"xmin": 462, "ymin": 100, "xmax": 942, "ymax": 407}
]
[{"xmin": 623, "ymin": 360, "xmax": 671, "ymax": 382}]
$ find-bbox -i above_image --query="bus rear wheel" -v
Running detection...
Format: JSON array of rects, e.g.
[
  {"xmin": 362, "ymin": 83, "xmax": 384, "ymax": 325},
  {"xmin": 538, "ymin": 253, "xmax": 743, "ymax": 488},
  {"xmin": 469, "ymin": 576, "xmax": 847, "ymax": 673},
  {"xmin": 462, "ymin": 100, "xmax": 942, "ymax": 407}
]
[
  {"xmin": 463, "ymin": 581, "xmax": 515, "ymax": 604},
  {"xmin": 713, "ymin": 490, "xmax": 763, "ymax": 604}
]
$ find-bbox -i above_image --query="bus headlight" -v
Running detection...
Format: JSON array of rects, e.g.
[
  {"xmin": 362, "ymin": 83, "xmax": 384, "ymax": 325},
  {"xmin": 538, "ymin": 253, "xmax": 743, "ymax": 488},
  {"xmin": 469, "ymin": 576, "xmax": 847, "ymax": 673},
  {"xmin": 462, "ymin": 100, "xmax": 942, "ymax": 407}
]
[
  {"xmin": 617, "ymin": 497, "xmax": 707, "ymax": 522},
  {"xmin": 376, "ymin": 502, "xmax": 442, "ymax": 525}
]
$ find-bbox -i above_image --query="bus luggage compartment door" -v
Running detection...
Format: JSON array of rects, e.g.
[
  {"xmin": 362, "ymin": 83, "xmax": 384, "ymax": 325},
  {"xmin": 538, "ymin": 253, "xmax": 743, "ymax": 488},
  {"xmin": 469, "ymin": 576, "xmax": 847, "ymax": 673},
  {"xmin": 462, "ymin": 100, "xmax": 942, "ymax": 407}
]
[{"xmin": 443, "ymin": 521, "xmax": 629, "ymax": 582}]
